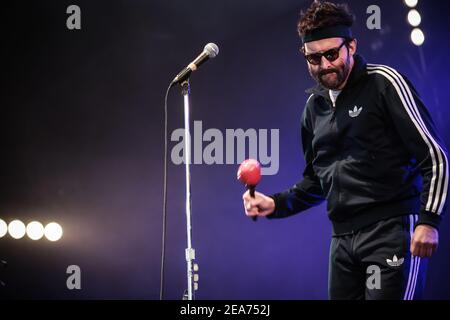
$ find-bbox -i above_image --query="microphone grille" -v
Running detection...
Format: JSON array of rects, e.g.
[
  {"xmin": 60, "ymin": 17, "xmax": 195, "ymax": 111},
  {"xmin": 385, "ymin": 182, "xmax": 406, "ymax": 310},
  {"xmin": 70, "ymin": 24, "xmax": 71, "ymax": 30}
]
[{"xmin": 204, "ymin": 43, "xmax": 219, "ymax": 58}]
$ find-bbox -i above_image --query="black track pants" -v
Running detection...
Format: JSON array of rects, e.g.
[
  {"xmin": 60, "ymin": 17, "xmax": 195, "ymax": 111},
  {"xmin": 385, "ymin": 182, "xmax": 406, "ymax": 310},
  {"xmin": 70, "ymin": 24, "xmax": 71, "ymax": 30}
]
[{"xmin": 328, "ymin": 214, "xmax": 428, "ymax": 300}]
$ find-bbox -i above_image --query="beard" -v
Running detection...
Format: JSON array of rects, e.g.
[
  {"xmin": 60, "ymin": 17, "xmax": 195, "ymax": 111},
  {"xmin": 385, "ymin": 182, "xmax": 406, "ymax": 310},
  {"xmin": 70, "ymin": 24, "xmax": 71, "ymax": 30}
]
[{"xmin": 310, "ymin": 56, "xmax": 351, "ymax": 90}]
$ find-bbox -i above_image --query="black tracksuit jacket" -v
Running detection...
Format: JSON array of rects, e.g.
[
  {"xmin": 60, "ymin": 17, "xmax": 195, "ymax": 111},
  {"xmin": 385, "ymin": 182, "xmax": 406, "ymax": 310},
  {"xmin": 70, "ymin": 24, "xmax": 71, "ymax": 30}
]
[{"xmin": 269, "ymin": 54, "xmax": 449, "ymax": 235}]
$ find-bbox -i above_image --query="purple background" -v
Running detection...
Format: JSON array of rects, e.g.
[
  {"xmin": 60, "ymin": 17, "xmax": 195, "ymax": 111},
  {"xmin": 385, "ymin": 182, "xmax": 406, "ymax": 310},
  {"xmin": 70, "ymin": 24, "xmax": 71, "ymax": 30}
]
[{"xmin": 0, "ymin": 0, "xmax": 449, "ymax": 299}]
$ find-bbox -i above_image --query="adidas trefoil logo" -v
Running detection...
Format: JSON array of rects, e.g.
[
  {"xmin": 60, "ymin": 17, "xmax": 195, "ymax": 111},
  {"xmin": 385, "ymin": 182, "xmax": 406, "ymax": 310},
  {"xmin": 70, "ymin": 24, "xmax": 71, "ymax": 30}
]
[
  {"xmin": 348, "ymin": 105, "xmax": 363, "ymax": 118},
  {"xmin": 386, "ymin": 255, "xmax": 404, "ymax": 267}
]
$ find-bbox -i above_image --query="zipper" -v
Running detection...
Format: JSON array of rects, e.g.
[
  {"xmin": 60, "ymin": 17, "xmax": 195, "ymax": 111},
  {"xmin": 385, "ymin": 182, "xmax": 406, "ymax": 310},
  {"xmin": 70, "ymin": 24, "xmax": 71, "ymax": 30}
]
[
  {"xmin": 328, "ymin": 93, "xmax": 338, "ymax": 123},
  {"xmin": 329, "ymin": 104, "xmax": 337, "ymax": 123},
  {"xmin": 328, "ymin": 88, "xmax": 345, "ymax": 119},
  {"xmin": 328, "ymin": 93, "xmax": 340, "ymax": 207},
  {"xmin": 335, "ymin": 160, "xmax": 341, "ymax": 205}
]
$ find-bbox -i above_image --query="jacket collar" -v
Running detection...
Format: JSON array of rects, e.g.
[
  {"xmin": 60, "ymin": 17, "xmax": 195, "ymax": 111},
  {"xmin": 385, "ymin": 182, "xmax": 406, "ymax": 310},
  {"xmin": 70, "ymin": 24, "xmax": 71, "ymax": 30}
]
[{"xmin": 305, "ymin": 54, "xmax": 367, "ymax": 98}]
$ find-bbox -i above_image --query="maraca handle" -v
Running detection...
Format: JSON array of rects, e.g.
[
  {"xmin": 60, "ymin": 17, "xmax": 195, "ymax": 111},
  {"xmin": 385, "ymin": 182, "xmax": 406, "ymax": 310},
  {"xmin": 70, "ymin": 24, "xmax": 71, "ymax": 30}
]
[{"xmin": 248, "ymin": 185, "xmax": 257, "ymax": 222}]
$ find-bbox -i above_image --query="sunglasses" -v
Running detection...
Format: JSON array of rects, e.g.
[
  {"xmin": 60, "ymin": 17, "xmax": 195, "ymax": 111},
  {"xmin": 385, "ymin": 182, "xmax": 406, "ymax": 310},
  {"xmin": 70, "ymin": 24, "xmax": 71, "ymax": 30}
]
[{"xmin": 303, "ymin": 41, "xmax": 348, "ymax": 65}]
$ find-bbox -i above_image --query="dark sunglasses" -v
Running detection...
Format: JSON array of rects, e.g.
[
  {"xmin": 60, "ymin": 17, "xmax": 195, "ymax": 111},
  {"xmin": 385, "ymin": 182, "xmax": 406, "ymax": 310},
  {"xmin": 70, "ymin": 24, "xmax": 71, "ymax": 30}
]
[{"xmin": 303, "ymin": 41, "xmax": 348, "ymax": 65}]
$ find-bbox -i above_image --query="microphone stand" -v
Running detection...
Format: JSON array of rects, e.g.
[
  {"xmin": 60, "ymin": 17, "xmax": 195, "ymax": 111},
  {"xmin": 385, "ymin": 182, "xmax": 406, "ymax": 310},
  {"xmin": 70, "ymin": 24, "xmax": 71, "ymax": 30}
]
[{"xmin": 180, "ymin": 80, "xmax": 198, "ymax": 300}]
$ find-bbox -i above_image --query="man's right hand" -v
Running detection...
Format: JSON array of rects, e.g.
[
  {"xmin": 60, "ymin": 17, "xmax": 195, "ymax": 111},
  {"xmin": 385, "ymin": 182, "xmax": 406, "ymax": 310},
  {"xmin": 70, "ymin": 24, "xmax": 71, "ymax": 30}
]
[{"xmin": 242, "ymin": 190, "xmax": 275, "ymax": 218}]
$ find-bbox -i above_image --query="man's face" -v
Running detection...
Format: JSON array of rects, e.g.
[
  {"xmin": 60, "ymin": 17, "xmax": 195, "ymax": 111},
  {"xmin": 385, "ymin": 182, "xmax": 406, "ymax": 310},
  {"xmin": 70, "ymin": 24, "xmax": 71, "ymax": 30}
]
[{"xmin": 303, "ymin": 37, "xmax": 356, "ymax": 90}]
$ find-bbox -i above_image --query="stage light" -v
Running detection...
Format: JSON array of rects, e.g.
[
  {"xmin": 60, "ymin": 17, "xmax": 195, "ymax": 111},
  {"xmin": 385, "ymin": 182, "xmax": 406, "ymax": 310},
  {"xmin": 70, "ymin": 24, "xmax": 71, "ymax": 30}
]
[
  {"xmin": 407, "ymin": 9, "xmax": 421, "ymax": 27},
  {"xmin": 44, "ymin": 222, "xmax": 63, "ymax": 241},
  {"xmin": 26, "ymin": 221, "xmax": 45, "ymax": 240},
  {"xmin": 8, "ymin": 220, "xmax": 26, "ymax": 239},
  {"xmin": 411, "ymin": 28, "xmax": 425, "ymax": 46},
  {"xmin": 0, "ymin": 219, "xmax": 7, "ymax": 238},
  {"xmin": 404, "ymin": 0, "xmax": 418, "ymax": 8}
]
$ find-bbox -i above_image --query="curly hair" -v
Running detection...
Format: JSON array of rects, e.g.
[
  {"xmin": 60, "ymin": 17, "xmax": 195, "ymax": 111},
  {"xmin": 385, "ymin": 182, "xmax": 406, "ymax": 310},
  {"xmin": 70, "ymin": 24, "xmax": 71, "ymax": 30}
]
[{"xmin": 297, "ymin": 1, "xmax": 355, "ymax": 38}]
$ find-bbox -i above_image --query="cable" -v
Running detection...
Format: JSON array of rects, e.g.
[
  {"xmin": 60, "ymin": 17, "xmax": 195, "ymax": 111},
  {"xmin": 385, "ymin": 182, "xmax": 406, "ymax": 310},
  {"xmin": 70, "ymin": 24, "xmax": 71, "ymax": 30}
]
[
  {"xmin": 0, "ymin": 259, "xmax": 6, "ymax": 287},
  {"xmin": 160, "ymin": 84, "xmax": 171, "ymax": 300}
]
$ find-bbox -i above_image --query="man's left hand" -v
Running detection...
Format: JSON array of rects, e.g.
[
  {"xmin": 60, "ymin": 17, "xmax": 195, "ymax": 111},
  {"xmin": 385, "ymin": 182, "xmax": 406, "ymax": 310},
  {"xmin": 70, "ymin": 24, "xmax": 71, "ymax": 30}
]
[{"xmin": 411, "ymin": 224, "xmax": 439, "ymax": 258}]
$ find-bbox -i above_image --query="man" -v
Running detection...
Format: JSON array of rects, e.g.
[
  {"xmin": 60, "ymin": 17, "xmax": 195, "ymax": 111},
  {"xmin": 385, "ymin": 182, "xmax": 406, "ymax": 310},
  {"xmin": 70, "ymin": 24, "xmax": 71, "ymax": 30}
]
[{"xmin": 242, "ymin": 1, "xmax": 448, "ymax": 300}]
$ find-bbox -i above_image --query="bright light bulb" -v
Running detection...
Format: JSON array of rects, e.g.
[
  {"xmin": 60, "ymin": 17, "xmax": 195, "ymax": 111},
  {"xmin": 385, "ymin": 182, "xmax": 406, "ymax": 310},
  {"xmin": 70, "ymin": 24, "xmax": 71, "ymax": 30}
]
[
  {"xmin": 44, "ymin": 222, "xmax": 63, "ymax": 241},
  {"xmin": 404, "ymin": 0, "xmax": 418, "ymax": 8},
  {"xmin": 8, "ymin": 220, "xmax": 26, "ymax": 239},
  {"xmin": 411, "ymin": 28, "xmax": 425, "ymax": 46},
  {"xmin": 0, "ymin": 219, "xmax": 7, "ymax": 238},
  {"xmin": 26, "ymin": 221, "xmax": 45, "ymax": 240},
  {"xmin": 407, "ymin": 9, "xmax": 421, "ymax": 27}
]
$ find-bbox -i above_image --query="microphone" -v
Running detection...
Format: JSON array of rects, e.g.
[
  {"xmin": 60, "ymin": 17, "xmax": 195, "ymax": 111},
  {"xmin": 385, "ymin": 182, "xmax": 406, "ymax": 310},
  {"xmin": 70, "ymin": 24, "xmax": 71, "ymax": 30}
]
[{"xmin": 170, "ymin": 43, "xmax": 219, "ymax": 87}]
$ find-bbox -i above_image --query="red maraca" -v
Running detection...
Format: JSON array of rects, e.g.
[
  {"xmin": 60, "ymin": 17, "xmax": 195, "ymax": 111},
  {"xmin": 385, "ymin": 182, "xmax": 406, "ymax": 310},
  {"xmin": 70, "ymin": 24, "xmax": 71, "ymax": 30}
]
[{"xmin": 237, "ymin": 159, "xmax": 261, "ymax": 221}]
